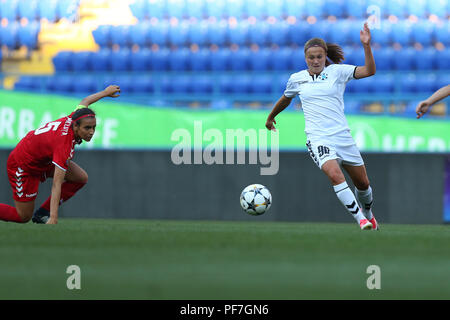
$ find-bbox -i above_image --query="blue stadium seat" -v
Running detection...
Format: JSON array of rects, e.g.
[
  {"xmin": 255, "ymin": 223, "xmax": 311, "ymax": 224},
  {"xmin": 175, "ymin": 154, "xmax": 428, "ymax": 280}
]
[
  {"xmin": 371, "ymin": 21, "xmax": 392, "ymax": 46},
  {"xmin": 427, "ymin": 0, "xmax": 448, "ymax": 18},
  {"xmin": 245, "ymin": 0, "xmax": 266, "ymax": 19},
  {"xmin": 290, "ymin": 49, "xmax": 306, "ymax": 70},
  {"xmin": 52, "ymin": 51, "xmax": 72, "ymax": 71},
  {"xmin": 207, "ymin": 21, "xmax": 227, "ymax": 46},
  {"xmin": 185, "ymin": 0, "xmax": 205, "ymax": 19},
  {"xmin": 130, "ymin": 48, "xmax": 151, "ymax": 71},
  {"xmin": 406, "ymin": 0, "xmax": 427, "ymax": 18},
  {"xmin": 371, "ymin": 74, "xmax": 395, "ymax": 93},
  {"xmin": 129, "ymin": 22, "xmax": 150, "ymax": 47},
  {"xmin": 167, "ymin": 75, "xmax": 191, "ymax": 94},
  {"xmin": 373, "ymin": 48, "xmax": 394, "ymax": 71},
  {"xmin": 129, "ymin": 0, "xmax": 147, "ymax": 20},
  {"xmin": 230, "ymin": 75, "xmax": 251, "ymax": 94},
  {"xmin": 265, "ymin": 0, "xmax": 284, "ymax": 19},
  {"xmin": 414, "ymin": 74, "xmax": 437, "ymax": 93},
  {"xmin": 414, "ymin": 48, "xmax": 436, "ymax": 70},
  {"xmin": 15, "ymin": 76, "xmax": 39, "ymax": 91},
  {"xmin": 147, "ymin": 0, "xmax": 166, "ymax": 19},
  {"xmin": 92, "ymin": 25, "xmax": 111, "ymax": 47},
  {"xmin": 110, "ymin": 25, "xmax": 130, "ymax": 47},
  {"xmin": 168, "ymin": 21, "xmax": 189, "ymax": 46},
  {"xmin": 347, "ymin": 20, "xmax": 365, "ymax": 45},
  {"xmin": 392, "ymin": 47, "xmax": 414, "ymax": 70},
  {"xmin": 288, "ymin": 22, "xmax": 310, "ymax": 46},
  {"xmin": 250, "ymin": 75, "xmax": 272, "ymax": 94},
  {"xmin": 89, "ymin": 49, "xmax": 111, "ymax": 71},
  {"xmin": 226, "ymin": 0, "xmax": 245, "ymax": 18},
  {"xmin": 386, "ymin": 0, "xmax": 406, "ymax": 18},
  {"xmin": 210, "ymin": 48, "xmax": 230, "ymax": 71},
  {"xmin": 38, "ymin": 0, "xmax": 58, "ymax": 21},
  {"xmin": 189, "ymin": 48, "xmax": 211, "ymax": 71},
  {"xmin": 132, "ymin": 76, "xmax": 154, "ymax": 93},
  {"xmin": 435, "ymin": 48, "xmax": 450, "ymax": 70},
  {"xmin": 344, "ymin": 0, "xmax": 366, "ymax": 18},
  {"xmin": 72, "ymin": 75, "xmax": 98, "ymax": 94},
  {"xmin": 149, "ymin": 21, "xmax": 169, "ymax": 46},
  {"xmin": 168, "ymin": 48, "xmax": 190, "ymax": 71},
  {"xmin": 46, "ymin": 75, "xmax": 73, "ymax": 93},
  {"xmin": 218, "ymin": 75, "xmax": 234, "ymax": 94},
  {"xmin": 150, "ymin": 48, "xmax": 170, "ymax": 71},
  {"xmin": 248, "ymin": 21, "xmax": 269, "ymax": 46},
  {"xmin": 228, "ymin": 21, "xmax": 248, "ymax": 46},
  {"xmin": 17, "ymin": 0, "xmax": 37, "ymax": 20},
  {"xmin": 188, "ymin": 21, "xmax": 208, "ymax": 46},
  {"xmin": 191, "ymin": 75, "xmax": 213, "ymax": 94},
  {"xmin": 205, "ymin": 0, "xmax": 225, "ymax": 18},
  {"xmin": 268, "ymin": 21, "xmax": 289, "ymax": 46},
  {"xmin": 308, "ymin": 21, "xmax": 329, "ymax": 42},
  {"xmin": 110, "ymin": 49, "xmax": 131, "ymax": 72},
  {"xmin": 324, "ymin": 0, "xmax": 345, "ymax": 18},
  {"xmin": 391, "ymin": 20, "xmax": 412, "ymax": 46},
  {"xmin": 0, "ymin": 22, "xmax": 19, "ymax": 49},
  {"xmin": 0, "ymin": 0, "xmax": 18, "ymax": 20},
  {"xmin": 347, "ymin": 76, "xmax": 374, "ymax": 93},
  {"xmin": 103, "ymin": 75, "xmax": 133, "ymax": 93},
  {"xmin": 285, "ymin": 0, "xmax": 305, "ymax": 17},
  {"xmin": 435, "ymin": 74, "xmax": 450, "ymax": 92},
  {"xmin": 327, "ymin": 21, "xmax": 351, "ymax": 45},
  {"xmin": 229, "ymin": 48, "xmax": 250, "ymax": 71},
  {"xmin": 166, "ymin": 0, "xmax": 186, "ymax": 19},
  {"xmin": 411, "ymin": 21, "xmax": 435, "ymax": 46},
  {"xmin": 271, "ymin": 47, "xmax": 292, "ymax": 71},
  {"xmin": 249, "ymin": 48, "xmax": 271, "ymax": 71},
  {"xmin": 435, "ymin": 21, "xmax": 449, "ymax": 45},
  {"xmin": 70, "ymin": 51, "xmax": 91, "ymax": 71},
  {"xmin": 342, "ymin": 46, "xmax": 355, "ymax": 65},
  {"xmin": 348, "ymin": 47, "xmax": 364, "ymax": 66},
  {"xmin": 398, "ymin": 73, "xmax": 416, "ymax": 93},
  {"xmin": 304, "ymin": 0, "xmax": 325, "ymax": 17},
  {"xmin": 18, "ymin": 22, "xmax": 40, "ymax": 49}
]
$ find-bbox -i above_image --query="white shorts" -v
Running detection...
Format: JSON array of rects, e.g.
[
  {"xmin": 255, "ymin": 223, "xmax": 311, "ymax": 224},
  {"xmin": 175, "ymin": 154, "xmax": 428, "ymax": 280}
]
[{"xmin": 306, "ymin": 131, "xmax": 364, "ymax": 169}]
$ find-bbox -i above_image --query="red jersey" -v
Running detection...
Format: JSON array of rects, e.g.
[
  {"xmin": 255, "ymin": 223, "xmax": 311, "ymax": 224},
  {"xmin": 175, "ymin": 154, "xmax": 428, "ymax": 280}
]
[{"xmin": 10, "ymin": 113, "xmax": 78, "ymax": 175}]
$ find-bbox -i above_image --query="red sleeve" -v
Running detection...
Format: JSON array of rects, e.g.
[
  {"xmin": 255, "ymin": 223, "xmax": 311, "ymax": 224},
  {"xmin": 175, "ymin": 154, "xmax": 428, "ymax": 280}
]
[{"xmin": 52, "ymin": 136, "xmax": 73, "ymax": 171}]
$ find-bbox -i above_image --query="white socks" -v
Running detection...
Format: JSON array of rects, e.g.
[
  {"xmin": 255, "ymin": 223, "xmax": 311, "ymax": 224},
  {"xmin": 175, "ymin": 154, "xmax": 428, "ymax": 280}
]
[
  {"xmin": 355, "ymin": 186, "xmax": 374, "ymax": 220},
  {"xmin": 333, "ymin": 181, "xmax": 366, "ymax": 223}
]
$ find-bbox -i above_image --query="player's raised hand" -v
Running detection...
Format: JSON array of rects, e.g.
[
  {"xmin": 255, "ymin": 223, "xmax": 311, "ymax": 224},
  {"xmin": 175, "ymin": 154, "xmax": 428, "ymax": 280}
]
[
  {"xmin": 360, "ymin": 22, "xmax": 371, "ymax": 46},
  {"xmin": 104, "ymin": 85, "xmax": 121, "ymax": 98},
  {"xmin": 265, "ymin": 118, "xmax": 277, "ymax": 132},
  {"xmin": 416, "ymin": 100, "xmax": 431, "ymax": 119}
]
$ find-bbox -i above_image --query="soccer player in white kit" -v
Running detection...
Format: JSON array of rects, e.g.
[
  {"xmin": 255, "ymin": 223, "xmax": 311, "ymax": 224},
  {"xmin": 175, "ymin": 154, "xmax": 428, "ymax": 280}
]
[{"xmin": 266, "ymin": 22, "xmax": 379, "ymax": 230}]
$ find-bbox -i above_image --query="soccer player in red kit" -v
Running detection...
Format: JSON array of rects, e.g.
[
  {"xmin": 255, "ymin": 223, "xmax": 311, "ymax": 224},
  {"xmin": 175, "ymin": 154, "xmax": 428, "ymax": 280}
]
[{"xmin": 0, "ymin": 85, "xmax": 120, "ymax": 225}]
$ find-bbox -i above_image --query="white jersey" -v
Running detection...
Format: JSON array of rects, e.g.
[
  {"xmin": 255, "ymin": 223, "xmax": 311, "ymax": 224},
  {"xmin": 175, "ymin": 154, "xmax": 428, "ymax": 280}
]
[{"xmin": 284, "ymin": 64, "xmax": 357, "ymax": 137}]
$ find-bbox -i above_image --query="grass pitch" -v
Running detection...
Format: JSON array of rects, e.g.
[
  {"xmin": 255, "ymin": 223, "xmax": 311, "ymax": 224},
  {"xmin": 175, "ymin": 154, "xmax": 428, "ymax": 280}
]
[{"xmin": 0, "ymin": 218, "xmax": 449, "ymax": 300}]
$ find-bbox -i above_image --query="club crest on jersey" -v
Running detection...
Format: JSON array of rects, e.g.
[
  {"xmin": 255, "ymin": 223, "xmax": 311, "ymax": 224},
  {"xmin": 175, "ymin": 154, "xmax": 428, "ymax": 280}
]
[{"xmin": 319, "ymin": 73, "xmax": 328, "ymax": 80}]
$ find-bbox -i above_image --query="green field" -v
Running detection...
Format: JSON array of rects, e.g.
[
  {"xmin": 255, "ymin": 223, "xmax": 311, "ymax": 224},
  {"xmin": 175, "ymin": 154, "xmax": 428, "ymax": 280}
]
[{"xmin": 0, "ymin": 219, "xmax": 449, "ymax": 300}]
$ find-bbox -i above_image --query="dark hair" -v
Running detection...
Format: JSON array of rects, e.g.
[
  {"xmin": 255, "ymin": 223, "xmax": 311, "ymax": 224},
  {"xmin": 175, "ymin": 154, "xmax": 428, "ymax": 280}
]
[
  {"xmin": 304, "ymin": 38, "xmax": 345, "ymax": 65},
  {"xmin": 71, "ymin": 107, "xmax": 96, "ymax": 125}
]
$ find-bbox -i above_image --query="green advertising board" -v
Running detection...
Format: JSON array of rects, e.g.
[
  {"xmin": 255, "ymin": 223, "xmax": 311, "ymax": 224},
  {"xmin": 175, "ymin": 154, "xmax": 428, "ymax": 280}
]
[{"xmin": 0, "ymin": 90, "xmax": 449, "ymax": 152}]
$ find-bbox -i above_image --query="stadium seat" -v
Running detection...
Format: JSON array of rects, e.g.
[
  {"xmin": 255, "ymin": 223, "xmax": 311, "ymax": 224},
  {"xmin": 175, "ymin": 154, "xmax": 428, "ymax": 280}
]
[
  {"xmin": 250, "ymin": 75, "xmax": 273, "ymax": 94},
  {"xmin": 146, "ymin": 0, "xmax": 166, "ymax": 19},
  {"xmin": 435, "ymin": 48, "xmax": 450, "ymax": 70},
  {"xmin": 265, "ymin": 0, "xmax": 284, "ymax": 19},
  {"xmin": 166, "ymin": 0, "xmax": 186, "ymax": 19},
  {"xmin": 230, "ymin": 75, "xmax": 252, "ymax": 94},
  {"xmin": 18, "ymin": 21, "xmax": 40, "ymax": 49},
  {"xmin": 392, "ymin": 47, "xmax": 415, "ymax": 70},
  {"xmin": 226, "ymin": 0, "xmax": 245, "ymax": 18},
  {"xmin": 46, "ymin": 75, "xmax": 73, "ymax": 93},
  {"xmin": 72, "ymin": 75, "xmax": 98, "ymax": 94},
  {"xmin": 372, "ymin": 48, "xmax": 394, "ymax": 71},
  {"xmin": 268, "ymin": 21, "xmax": 289, "ymax": 46},
  {"xmin": 185, "ymin": 0, "xmax": 205, "ymax": 19},
  {"xmin": 427, "ymin": 0, "xmax": 448, "ymax": 18},
  {"xmin": 17, "ymin": 0, "xmax": 38, "ymax": 20},
  {"xmin": 371, "ymin": 74, "xmax": 395, "ymax": 93},
  {"xmin": 411, "ymin": 21, "xmax": 435, "ymax": 46},
  {"xmin": 210, "ymin": 48, "xmax": 231, "ymax": 71},
  {"xmin": 245, "ymin": 0, "xmax": 266, "ymax": 19},
  {"xmin": 347, "ymin": 20, "xmax": 365, "ymax": 45},
  {"xmin": 397, "ymin": 73, "xmax": 416, "ymax": 93},
  {"xmin": 191, "ymin": 75, "xmax": 213, "ymax": 94},
  {"xmin": 110, "ymin": 25, "xmax": 130, "ymax": 48},
  {"xmin": 189, "ymin": 48, "xmax": 211, "ymax": 71},
  {"xmin": 52, "ymin": 51, "xmax": 72, "ymax": 71},
  {"xmin": 435, "ymin": 74, "xmax": 450, "ymax": 92},
  {"xmin": 327, "ymin": 21, "xmax": 351, "ymax": 45},
  {"xmin": 288, "ymin": 22, "xmax": 310, "ymax": 46},
  {"xmin": 249, "ymin": 48, "xmax": 272, "ymax": 71},
  {"xmin": 89, "ymin": 49, "xmax": 112, "ymax": 72},
  {"xmin": 229, "ymin": 48, "xmax": 250, "ymax": 71},
  {"xmin": 248, "ymin": 21, "xmax": 269, "ymax": 46},
  {"xmin": 290, "ymin": 49, "xmax": 307, "ymax": 71},
  {"xmin": 371, "ymin": 21, "xmax": 392, "ymax": 46},
  {"xmin": 205, "ymin": 0, "xmax": 226, "ymax": 18},
  {"xmin": 132, "ymin": 76, "xmax": 154, "ymax": 93},
  {"xmin": 0, "ymin": 0, "xmax": 18, "ymax": 20},
  {"xmin": 92, "ymin": 25, "xmax": 111, "ymax": 47},
  {"xmin": 344, "ymin": 0, "xmax": 366, "ymax": 18},
  {"xmin": 414, "ymin": 48, "xmax": 436, "ymax": 70},
  {"xmin": 168, "ymin": 48, "xmax": 190, "ymax": 71},
  {"xmin": 277, "ymin": 74, "xmax": 291, "ymax": 94},
  {"xmin": 435, "ymin": 21, "xmax": 449, "ymax": 45},
  {"xmin": 70, "ymin": 51, "xmax": 91, "ymax": 71},
  {"xmin": 110, "ymin": 49, "xmax": 131, "ymax": 72},
  {"xmin": 271, "ymin": 47, "xmax": 292, "ymax": 71},
  {"xmin": 130, "ymin": 48, "xmax": 151, "ymax": 71},
  {"xmin": 348, "ymin": 76, "xmax": 374, "ymax": 93},
  {"xmin": 348, "ymin": 47, "xmax": 365, "ymax": 66},
  {"xmin": 218, "ymin": 75, "xmax": 234, "ymax": 94},
  {"xmin": 406, "ymin": 0, "xmax": 427, "ymax": 18},
  {"xmin": 324, "ymin": 0, "xmax": 345, "ymax": 18},
  {"xmin": 285, "ymin": 0, "xmax": 305, "ymax": 17},
  {"xmin": 414, "ymin": 74, "xmax": 437, "ymax": 93},
  {"xmin": 168, "ymin": 21, "xmax": 189, "ymax": 46},
  {"xmin": 386, "ymin": 0, "xmax": 407, "ymax": 18},
  {"xmin": 167, "ymin": 75, "xmax": 191, "ymax": 94},
  {"xmin": 0, "ymin": 22, "xmax": 19, "ymax": 49},
  {"xmin": 129, "ymin": 22, "xmax": 150, "ymax": 47},
  {"xmin": 150, "ymin": 48, "xmax": 170, "ymax": 71},
  {"xmin": 129, "ymin": 0, "xmax": 147, "ymax": 20},
  {"xmin": 207, "ymin": 21, "xmax": 228, "ymax": 46},
  {"xmin": 304, "ymin": 0, "xmax": 325, "ymax": 17},
  {"xmin": 228, "ymin": 21, "xmax": 249, "ymax": 46},
  {"xmin": 391, "ymin": 20, "xmax": 412, "ymax": 46},
  {"xmin": 188, "ymin": 21, "xmax": 208, "ymax": 46},
  {"xmin": 38, "ymin": 0, "xmax": 58, "ymax": 21},
  {"xmin": 103, "ymin": 75, "xmax": 133, "ymax": 93},
  {"xmin": 15, "ymin": 76, "xmax": 39, "ymax": 91},
  {"xmin": 308, "ymin": 21, "xmax": 330, "ymax": 42},
  {"xmin": 149, "ymin": 21, "xmax": 169, "ymax": 46}
]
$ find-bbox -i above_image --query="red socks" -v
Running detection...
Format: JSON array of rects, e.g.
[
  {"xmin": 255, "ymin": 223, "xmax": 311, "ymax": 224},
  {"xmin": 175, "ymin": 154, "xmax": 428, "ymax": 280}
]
[
  {"xmin": 0, "ymin": 203, "xmax": 23, "ymax": 223},
  {"xmin": 41, "ymin": 181, "xmax": 86, "ymax": 211}
]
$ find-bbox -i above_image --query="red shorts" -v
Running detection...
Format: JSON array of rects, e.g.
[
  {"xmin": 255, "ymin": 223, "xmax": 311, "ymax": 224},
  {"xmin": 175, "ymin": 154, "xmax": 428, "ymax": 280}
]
[{"xmin": 6, "ymin": 154, "xmax": 54, "ymax": 202}]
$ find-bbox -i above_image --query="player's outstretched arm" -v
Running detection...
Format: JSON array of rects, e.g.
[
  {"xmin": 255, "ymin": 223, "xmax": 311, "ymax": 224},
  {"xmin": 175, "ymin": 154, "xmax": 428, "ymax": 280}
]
[
  {"xmin": 46, "ymin": 166, "xmax": 66, "ymax": 225},
  {"xmin": 266, "ymin": 95, "xmax": 292, "ymax": 131},
  {"xmin": 354, "ymin": 22, "xmax": 376, "ymax": 79},
  {"xmin": 416, "ymin": 85, "xmax": 450, "ymax": 119},
  {"xmin": 79, "ymin": 85, "xmax": 121, "ymax": 108}
]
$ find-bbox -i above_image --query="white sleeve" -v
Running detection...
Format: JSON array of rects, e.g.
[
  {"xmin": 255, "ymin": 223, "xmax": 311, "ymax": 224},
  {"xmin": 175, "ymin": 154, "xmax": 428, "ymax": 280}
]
[
  {"xmin": 284, "ymin": 77, "xmax": 300, "ymax": 98},
  {"xmin": 337, "ymin": 64, "xmax": 357, "ymax": 83}
]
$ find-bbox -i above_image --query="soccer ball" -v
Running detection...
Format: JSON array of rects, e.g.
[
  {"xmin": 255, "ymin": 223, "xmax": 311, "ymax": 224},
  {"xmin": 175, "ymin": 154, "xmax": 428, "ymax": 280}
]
[{"xmin": 240, "ymin": 184, "xmax": 272, "ymax": 216}]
